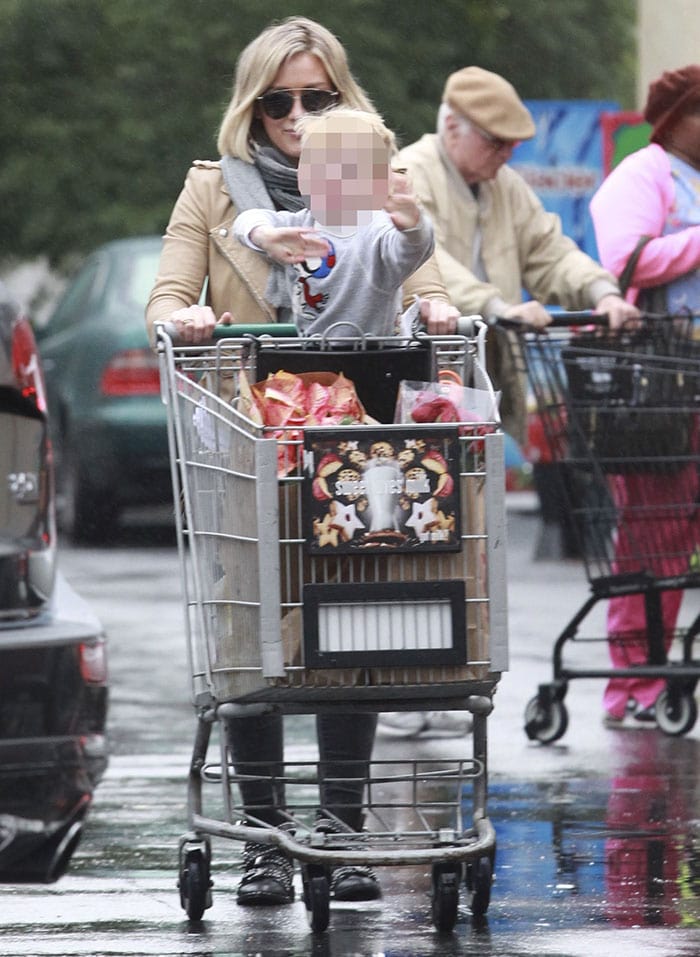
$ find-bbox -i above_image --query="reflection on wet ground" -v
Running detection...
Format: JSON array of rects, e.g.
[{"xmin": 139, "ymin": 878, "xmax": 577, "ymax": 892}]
[
  {"xmin": 52, "ymin": 729, "xmax": 700, "ymax": 942},
  {"xmin": 488, "ymin": 730, "xmax": 700, "ymax": 933},
  {"xmin": 3, "ymin": 516, "xmax": 700, "ymax": 955},
  {"xmin": 4, "ymin": 740, "xmax": 700, "ymax": 954}
]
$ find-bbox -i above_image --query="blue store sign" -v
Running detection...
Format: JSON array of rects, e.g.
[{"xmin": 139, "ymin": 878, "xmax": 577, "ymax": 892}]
[{"xmin": 511, "ymin": 100, "xmax": 619, "ymax": 260}]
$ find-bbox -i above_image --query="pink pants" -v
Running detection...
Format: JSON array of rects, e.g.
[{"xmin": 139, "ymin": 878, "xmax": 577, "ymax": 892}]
[
  {"xmin": 604, "ymin": 464, "xmax": 700, "ymax": 718},
  {"xmin": 605, "ymin": 770, "xmax": 681, "ymax": 925}
]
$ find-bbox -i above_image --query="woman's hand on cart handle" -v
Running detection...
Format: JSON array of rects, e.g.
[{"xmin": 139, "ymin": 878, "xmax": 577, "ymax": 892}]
[
  {"xmin": 418, "ymin": 298, "xmax": 461, "ymax": 335},
  {"xmin": 168, "ymin": 305, "xmax": 233, "ymax": 344},
  {"xmin": 160, "ymin": 317, "xmax": 300, "ymax": 342}
]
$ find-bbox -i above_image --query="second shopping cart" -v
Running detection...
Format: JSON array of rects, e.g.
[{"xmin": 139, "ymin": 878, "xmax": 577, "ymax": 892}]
[{"xmin": 510, "ymin": 313, "xmax": 700, "ymax": 743}]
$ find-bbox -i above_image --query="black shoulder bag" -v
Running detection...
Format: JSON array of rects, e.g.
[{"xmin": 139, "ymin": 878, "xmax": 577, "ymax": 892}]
[{"xmin": 618, "ymin": 234, "xmax": 668, "ymax": 315}]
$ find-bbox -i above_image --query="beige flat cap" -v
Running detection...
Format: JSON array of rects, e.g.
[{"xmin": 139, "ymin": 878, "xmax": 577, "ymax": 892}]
[{"xmin": 443, "ymin": 66, "xmax": 536, "ymax": 140}]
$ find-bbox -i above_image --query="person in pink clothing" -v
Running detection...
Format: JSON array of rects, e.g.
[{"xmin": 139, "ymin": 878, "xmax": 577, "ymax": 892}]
[{"xmin": 589, "ymin": 64, "xmax": 700, "ymax": 726}]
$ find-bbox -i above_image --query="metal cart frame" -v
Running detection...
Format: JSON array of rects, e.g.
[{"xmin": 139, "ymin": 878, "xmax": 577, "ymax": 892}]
[
  {"xmin": 512, "ymin": 315, "xmax": 700, "ymax": 744},
  {"xmin": 157, "ymin": 324, "xmax": 508, "ymax": 932}
]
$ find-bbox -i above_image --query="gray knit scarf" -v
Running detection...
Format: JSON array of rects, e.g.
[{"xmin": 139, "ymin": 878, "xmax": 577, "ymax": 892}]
[
  {"xmin": 219, "ymin": 146, "xmax": 304, "ymax": 313},
  {"xmin": 254, "ymin": 145, "xmax": 305, "ymax": 213}
]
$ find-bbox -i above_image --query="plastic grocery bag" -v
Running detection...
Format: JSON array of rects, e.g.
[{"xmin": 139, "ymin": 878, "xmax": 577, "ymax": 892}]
[{"xmin": 394, "ymin": 378, "xmax": 500, "ymax": 429}]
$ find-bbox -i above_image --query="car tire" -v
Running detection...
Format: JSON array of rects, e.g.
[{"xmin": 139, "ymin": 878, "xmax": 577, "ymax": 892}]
[{"xmin": 58, "ymin": 451, "xmax": 119, "ymax": 545}]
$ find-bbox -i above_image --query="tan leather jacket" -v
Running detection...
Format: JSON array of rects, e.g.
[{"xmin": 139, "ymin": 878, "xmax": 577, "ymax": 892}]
[
  {"xmin": 397, "ymin": 135, "xmax": 619, "ymax": 315},
  {"xmin": 146, "ymin": 160, "xmax": 449, "ymax": 344}
]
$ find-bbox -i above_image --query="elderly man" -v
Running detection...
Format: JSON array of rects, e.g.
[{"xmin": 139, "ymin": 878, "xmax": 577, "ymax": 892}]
[
  {"xmin": 397, "ymin": 66, "xmax": 639, "ymax": 441},
  {"xmin": 378, "ymin": 68, "xmax": 639, "ymax": 741}
]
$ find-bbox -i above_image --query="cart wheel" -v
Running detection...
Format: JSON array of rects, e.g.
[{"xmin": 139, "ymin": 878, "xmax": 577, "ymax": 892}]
[
  {"xmin": 431, "ymin": 863, "xmax": 460, "ymax": 933},
  {"xmin": 524, "ymin": 695, "xmax": 569, "ymax": 744},
  {"xmin": 179, "ymin": 847, "xmax": 212, "ymax": 921},
  {"xmin": 655, "ymin": 689, "xmax": 698, "ymax": 737},
  {"xmin": 302, "ymin": 864, "xmax": 330, "ymax": 933},
  {"xmin": 469, "ymin": 855, "xmax": 492, "ymax": 918}
]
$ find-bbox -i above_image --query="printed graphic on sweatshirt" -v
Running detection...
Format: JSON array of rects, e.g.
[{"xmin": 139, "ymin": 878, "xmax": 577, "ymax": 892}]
[{"xmin": 293, "ymin": 239, "xmax": 337, "ymax": 316}]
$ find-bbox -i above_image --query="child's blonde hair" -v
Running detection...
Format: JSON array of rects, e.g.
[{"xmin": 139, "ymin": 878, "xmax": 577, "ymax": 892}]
[{"xmin": 296, "ymin": 107, "xmax": 397, "ymax": 155}]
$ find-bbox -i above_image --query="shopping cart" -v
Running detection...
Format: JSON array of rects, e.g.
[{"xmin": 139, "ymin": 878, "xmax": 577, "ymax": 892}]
[
  {"xmin": 511, "ymin": 313, "xmax": 700, "ymax": 744},
  {"xmin": 156, "ymin": 321, "xmax": 508, "ymax": 932}
]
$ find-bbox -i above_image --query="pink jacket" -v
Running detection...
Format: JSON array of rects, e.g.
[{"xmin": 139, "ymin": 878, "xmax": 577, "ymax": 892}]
[{"xmin": 589, "ymin": 143, "xmax": 700, "ymax": 301}]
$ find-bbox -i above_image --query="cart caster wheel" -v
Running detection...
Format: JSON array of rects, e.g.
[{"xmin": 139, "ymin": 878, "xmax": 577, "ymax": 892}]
[
  {"xmin": 524, "ymin": 694, "xmax": 569, "ymax": 744},
  {"xmin": 431, "ymin": 863, "xmax": 460, "ymax": 933},
  {"xmin": 468, "ymin": 855, "xmax": 492, "ymax": 918},
  {"xmin": 655, "ymin": 689, "xmax": 698, "ymax": 737},
  {"xmin": 178, "ymin": 845, "xmax": 212, "ymax": 921},
  {"xmin": 302, "ymin": 865, "xmax": 330, "ymax": 933}
]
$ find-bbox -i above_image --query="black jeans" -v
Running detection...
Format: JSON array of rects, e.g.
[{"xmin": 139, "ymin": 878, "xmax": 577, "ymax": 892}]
[{"xmin": 226, "ymin": 711, "xmax": 377, "ymax": 831}]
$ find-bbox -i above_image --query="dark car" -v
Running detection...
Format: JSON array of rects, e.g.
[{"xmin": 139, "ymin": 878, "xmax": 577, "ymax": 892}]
[
  {"xmin": 0, "ymin": 283, "xmax": 108, "ymax": 881},
  {"xmin": 35, "ymin": 236, "xmax": 169, "ymax": 543}
]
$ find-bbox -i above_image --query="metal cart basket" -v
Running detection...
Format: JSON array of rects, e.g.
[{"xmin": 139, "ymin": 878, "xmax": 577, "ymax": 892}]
[
  {"xmin": 514, "ymin": 314, "xmax": 700, "ymax": 744},
  {"xmin": 156, "ymin": 323, "xmax": 508, "ymax": 932}
]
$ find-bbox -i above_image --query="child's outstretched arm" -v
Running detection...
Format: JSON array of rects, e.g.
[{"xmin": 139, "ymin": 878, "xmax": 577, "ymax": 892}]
[
  {"xmin": 249, "ymin": 225, "xmax": 331, "ymax": 265},
  {"xmin": 233, "ymin": 208, "xmax": 330, "ymax": 264}
]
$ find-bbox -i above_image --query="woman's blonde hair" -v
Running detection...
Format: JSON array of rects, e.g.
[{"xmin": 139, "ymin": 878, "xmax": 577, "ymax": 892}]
[{"xmin": 217, "ymin": 16, "xmax": 377, "ymax": 162}]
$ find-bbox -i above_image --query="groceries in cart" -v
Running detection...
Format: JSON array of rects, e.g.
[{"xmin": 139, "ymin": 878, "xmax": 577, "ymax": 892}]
[
  {"xmin": 239, "ymin": 367, "xmax": 376, "ymax": 477},
  {"xmin": 395, "ymin": 375, "xmax": 501, "ymax": 435},
  {"xmin": 221, "ymin": 361, "xmax": 502, "ymax": 554}
]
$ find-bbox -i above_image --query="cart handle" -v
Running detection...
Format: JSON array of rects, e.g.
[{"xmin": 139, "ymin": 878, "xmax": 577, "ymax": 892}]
[
  {"xmin": 159, "ymin": 318, "xmax": 491, "ymax": 342},
  {"xmin": 157, "ymin": 321, "xmax": 300, "ymax": 342},
  {"xmin": 212, "ymin": 322, "xmax": 300, "ymax": 338},
  {"xmin": 482, "ymin": 310, "xmax": 608, "ymax": 331},
  {"xmin": 453, "ymin": 313, "xmax": 605, "ymax": 336}
]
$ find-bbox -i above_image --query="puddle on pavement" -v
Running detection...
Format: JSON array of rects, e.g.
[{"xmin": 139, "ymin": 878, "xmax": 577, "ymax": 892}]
[{"xmin": 485, "ymin": 729, "xmax": 700, "ymax": 931}]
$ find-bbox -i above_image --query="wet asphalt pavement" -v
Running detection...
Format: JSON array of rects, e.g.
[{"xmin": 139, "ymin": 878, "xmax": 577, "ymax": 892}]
[{"xmin": 2, "ymin": 502, "xmax": 700, "ymax": 956}]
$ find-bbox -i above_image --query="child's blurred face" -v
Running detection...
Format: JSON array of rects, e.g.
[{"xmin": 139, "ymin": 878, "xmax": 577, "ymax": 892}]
[{"xmin": 298, "ymin": 120, "xmax": 390, "ymax": 236}]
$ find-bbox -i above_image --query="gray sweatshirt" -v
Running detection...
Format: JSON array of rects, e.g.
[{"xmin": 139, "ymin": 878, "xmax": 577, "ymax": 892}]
[{"xmin": 234, "ymin": 207, "xmax": 434, "ymax": 337}]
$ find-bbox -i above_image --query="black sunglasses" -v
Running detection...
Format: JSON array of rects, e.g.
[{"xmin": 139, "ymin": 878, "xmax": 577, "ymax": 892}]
[{"xmin": 256, "ymin": 88, "xmax": 339, "ymax": 120}]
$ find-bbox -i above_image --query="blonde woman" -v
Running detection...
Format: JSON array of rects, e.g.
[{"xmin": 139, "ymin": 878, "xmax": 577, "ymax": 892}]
[
  {"xmin": 147, "ymin": 17, "xmax": 459, "ymax": 908},
  {"xmin": 146, "ymin": 16, "xmax": 454, "ymax": 346}
]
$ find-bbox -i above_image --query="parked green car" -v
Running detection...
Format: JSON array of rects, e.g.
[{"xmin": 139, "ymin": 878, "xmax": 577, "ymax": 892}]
[{"xmin": 35, "ymin": 236, "xmax": 170, "ymax": 543}]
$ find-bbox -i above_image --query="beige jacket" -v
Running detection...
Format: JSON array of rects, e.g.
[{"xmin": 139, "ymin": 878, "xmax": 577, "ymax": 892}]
[
  {"xmin": 146, "ymin": 160, "xmax": 449, "ymax": 344},
  {"xmin": 397, "ymin": 134, "xmax": 619, "ymax": 315},
  {"xmin": 397, "ymin": 135, "xmax": 620, "ymax": 438}
]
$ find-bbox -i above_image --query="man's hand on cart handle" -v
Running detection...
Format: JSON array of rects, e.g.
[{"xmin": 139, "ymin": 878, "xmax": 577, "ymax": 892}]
[
  {"xmin": 500, "ymin": 300, "xmax": 552, "ymax": 330},
  {"xmin": 485, "ymin": 299, "xmax": 640, "ymax": 332},
  {"xmin": 593, "ymin": 293, "xmax": 641, "ymax": 330},
  {"xmin": 169, "ymin": 305, "xmax": 234, "ymax": 344},
  {"xmin": 489, "ymin": 311, "xmax": 602, "ymax": 330}
]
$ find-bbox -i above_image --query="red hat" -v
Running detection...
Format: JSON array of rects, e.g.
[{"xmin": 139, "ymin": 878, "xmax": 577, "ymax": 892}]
[{"xmin": 644, "ymin": 64, "xmax": 700, "ymax": 144}]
